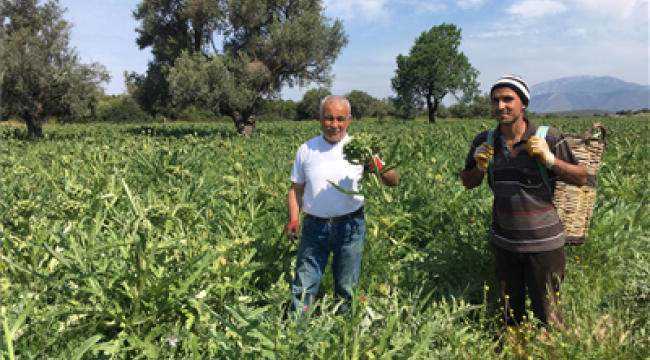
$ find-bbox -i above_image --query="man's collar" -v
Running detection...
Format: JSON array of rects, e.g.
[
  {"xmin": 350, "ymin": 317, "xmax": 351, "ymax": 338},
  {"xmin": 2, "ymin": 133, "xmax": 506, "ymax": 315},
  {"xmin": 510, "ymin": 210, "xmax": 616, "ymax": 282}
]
[{"xmin": 495, "ymin": 118, "xmax": 534, "ymax": 145}]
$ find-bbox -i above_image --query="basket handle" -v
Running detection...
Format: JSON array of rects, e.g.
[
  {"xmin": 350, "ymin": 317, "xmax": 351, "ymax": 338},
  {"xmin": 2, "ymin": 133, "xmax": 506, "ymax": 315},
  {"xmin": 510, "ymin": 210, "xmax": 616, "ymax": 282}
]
[{"xmin": 586, "ymin": 122, "xmax": 608, "ymax": 147}]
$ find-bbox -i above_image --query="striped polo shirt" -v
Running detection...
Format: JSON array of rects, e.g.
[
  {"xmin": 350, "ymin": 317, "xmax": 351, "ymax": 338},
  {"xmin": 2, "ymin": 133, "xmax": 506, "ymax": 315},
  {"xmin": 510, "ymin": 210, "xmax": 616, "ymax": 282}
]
[{"xmin": 464, "ymin": 119, "xmax": 578, "ymax": 253}]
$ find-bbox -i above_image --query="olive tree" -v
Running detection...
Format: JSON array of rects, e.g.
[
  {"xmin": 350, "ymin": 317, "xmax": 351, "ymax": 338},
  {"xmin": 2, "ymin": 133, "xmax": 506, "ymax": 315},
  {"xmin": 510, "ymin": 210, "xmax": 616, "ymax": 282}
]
[
  {"xmin": 296, "ymin": 87, "xmax": 331, "ymax": 121},
  {"xmin": 391, "ymin": 23, "xmax": 479, "ymax": 124},
  {"xmin": 1, "ymin": 0, "xmax": 110, "ymax": 137},
  {"xmin": 154, "ymin": 0, "xmax": 348, "ymax": 135},
  {"xmin": 130, "ymin": 0, "xmax": 223, "ymax": 118}
]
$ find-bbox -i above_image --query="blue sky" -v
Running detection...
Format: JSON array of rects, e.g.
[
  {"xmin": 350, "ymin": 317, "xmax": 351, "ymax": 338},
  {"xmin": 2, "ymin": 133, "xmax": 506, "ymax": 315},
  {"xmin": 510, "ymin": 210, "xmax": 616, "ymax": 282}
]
[{"xmin": 61, "ymin": 0, "xmax": 649, "ymax": 101}]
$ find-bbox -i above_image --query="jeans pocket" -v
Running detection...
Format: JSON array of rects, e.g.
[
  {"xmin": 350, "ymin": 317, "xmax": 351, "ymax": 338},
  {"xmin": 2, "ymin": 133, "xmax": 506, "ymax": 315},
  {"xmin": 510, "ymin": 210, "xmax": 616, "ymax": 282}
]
[{"xmin": 346, "ymin": 215, "xmax": 365, "ymax": 235}]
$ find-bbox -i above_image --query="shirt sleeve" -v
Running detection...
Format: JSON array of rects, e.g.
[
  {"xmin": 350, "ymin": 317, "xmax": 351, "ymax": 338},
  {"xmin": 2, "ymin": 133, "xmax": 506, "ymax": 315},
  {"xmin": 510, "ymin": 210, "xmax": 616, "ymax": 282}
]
[
  {"xmin": 548, "ymin": 127, "xmax": 578, "ymax": 165},
  {"xmin": 290, "ymin": 145, "xmax": 306, "ymax": 184}
]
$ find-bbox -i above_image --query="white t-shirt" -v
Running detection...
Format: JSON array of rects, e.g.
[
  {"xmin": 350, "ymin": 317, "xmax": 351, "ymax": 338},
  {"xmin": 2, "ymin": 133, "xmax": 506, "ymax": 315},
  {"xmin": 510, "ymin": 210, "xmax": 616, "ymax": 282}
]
[{"xmin": 290, "ymin": 134, "xmax": 365, "ymax": 218}]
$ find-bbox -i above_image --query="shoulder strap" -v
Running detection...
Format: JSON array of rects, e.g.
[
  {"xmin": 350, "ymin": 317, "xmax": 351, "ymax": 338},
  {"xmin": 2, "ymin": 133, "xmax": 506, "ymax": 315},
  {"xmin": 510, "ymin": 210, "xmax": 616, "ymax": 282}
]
[
  {"xmin": 534, "ymin": 126, "xmax": 553, "ymax": 195},
  {"xmin": 486, "ymin": 129, "xmax": 495, "ymax": 189},
  {"xmin": 486, "ymin": 126, "xmax": 554, "ymax": 195}
]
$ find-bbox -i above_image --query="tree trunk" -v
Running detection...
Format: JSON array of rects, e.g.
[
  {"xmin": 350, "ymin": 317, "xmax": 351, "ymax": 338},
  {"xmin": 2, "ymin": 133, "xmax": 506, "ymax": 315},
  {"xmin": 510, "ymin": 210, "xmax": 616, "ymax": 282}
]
[
  {"xmin": 25, "ymin": 110, "xmax": 44, "ymax": 138},
  {"xmin": 427, "ymin": 97, "xmax": 438, "ymax": 124},
  {"xmin": 232, "ymin": 110, "xmax": 256, "ymax": 136}
]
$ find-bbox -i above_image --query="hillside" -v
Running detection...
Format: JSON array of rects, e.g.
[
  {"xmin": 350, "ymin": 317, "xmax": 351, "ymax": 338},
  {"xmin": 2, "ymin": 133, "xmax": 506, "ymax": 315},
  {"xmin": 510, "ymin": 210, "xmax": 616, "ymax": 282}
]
[{"xmin": 528, "ymin": 76, "xmax": 650, "ymax": 113}]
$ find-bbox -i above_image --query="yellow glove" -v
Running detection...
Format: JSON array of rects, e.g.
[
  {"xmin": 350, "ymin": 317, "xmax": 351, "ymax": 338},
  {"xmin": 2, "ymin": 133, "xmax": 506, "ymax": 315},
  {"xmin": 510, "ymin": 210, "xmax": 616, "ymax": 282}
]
[
  {"xmin": 527, "ymin": 136, "xmax": 555, "ymax": 168},
  {"xmin": 473, "ymin": 142, "xmax": 494, "ymax": 172}
]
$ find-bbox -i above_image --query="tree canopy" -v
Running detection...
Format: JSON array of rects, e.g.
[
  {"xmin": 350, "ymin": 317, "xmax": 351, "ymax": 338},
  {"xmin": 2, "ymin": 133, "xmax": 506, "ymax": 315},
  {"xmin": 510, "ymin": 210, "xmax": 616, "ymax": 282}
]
[
  {"xmin": 134, "ymin": 0, "xmax": 348, "ymax": 134},
  {"xmin": 391, "ymin": 23, "xmax": 479, "ymax": 124},
  {"xmin": 345, "ymin": 90, "xmax": 373, "ymax": 120},
  {"xmin": 129, "ymin": 0, "xmax": 222, "ymax": 117},
  {"xmin": 1, "ymin": 0, "xmax": 110, "ymax": 137},
  {"xmin": 296, "ymin": 87, "xmax": 331, "ymax": 120}
]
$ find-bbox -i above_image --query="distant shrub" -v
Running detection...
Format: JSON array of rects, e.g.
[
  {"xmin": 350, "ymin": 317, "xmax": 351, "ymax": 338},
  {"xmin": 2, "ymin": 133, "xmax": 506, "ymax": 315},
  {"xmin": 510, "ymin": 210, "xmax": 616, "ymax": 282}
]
[
  {"xmin": 257, "ymin": 113, "xmax": 285, "ymax": 122},
  {"xmin": 177, "ymin": 106, "xmax": 218, "ymax": 122},
  {"xmin": 99, "ymin": 97, "xmax": 152, "ymax": 123},
  {"xmin": 436, "ymin": 105, "xmax": 450, "ymax": 119}
]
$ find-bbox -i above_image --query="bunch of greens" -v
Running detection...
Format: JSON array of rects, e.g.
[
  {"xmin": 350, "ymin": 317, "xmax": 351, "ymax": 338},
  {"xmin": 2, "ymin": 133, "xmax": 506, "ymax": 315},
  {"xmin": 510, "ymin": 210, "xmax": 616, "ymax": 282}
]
[
  {"xmin": 329, "ymin": 133, "xmax": 402, "ymax": 201},
  {"xmin": 343, "ymin": 133, "xmax": 382, "ymax": 165}
]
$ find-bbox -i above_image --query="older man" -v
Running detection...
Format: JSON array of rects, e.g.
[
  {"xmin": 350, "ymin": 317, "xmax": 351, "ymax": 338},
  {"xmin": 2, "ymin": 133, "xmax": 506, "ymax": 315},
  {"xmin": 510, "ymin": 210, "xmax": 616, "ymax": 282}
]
[
  {"xmin": 460, "ymin": 75, "xmax": 587, "ymax": 329},
  {"xmin": 286, "ymin": 95, "xmax": 398, "ymax": 318}
]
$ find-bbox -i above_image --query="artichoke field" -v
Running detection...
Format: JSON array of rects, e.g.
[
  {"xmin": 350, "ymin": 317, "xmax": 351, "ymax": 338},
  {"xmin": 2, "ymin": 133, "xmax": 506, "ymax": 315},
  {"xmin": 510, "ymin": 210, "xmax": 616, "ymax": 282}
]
[{"xmin": 1, "ymin": 118, "xmax": 649, "ymax": 359}]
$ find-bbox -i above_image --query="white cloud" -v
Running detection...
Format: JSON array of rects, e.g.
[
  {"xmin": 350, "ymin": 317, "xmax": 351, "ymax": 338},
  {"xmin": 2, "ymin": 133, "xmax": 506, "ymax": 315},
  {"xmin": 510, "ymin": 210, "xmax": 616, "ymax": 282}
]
[
  {"xmin": 324, "ymin": 0, "xmax": 452, "ymax": 20},
  {"xmin": 471, "ymin": 30, "xmax": 526, "ymax": 38},
  {"xmin": 507, "ymin": 0, "xmax": 569, "ymax": 19},
  {"xmin": 415, "ymin": 1, "xmax": 448, "ymax": 13},
  {"xmin": 565, "ymin": 0, "xmax": 648, "ymax": 20},
  {"xmin": 564, "ymin": 27, "xmax": 587, "ymax": 38},
  {"xmin": 456, "ymin": 0, "xmax": 487, "ymax": 9},
  {"xmin": 323, "ymin": 0, "xmax": 391, "ymax": 21}
]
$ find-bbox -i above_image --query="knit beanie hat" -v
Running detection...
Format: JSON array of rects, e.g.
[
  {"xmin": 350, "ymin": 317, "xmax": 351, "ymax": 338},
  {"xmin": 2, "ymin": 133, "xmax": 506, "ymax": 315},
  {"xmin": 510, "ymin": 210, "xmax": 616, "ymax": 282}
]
[{"xmin": 490, "ymin": 75, "xmax": 530, "ymax": 106}]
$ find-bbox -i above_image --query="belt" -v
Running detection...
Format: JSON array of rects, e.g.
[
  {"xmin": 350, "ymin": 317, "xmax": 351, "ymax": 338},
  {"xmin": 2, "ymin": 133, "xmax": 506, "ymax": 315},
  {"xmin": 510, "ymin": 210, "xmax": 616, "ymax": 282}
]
[{"xmin": 304, "ymin": 206, "xmax": 364, "ymax": 224}]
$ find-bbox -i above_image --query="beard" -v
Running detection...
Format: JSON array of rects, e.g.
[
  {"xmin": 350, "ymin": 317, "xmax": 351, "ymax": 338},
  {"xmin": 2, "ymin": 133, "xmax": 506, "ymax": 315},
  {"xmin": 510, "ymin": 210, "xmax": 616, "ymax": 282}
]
[{"xmin": 323, "ymin": 127, "xmax": 345, "ymax": 142}]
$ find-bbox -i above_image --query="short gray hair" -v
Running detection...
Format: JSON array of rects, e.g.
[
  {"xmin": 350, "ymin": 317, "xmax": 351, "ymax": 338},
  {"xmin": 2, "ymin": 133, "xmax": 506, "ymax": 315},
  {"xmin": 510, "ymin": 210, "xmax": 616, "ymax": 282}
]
[{"xmin": 320, "ymin": 95, "xmax": 352, "ymax": 118}]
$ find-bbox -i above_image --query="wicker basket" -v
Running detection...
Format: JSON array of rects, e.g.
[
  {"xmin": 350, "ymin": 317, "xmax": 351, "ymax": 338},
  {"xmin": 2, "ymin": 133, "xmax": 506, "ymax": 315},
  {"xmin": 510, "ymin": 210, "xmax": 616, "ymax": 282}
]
[{"xmin": 554, "ymin": 123, "xmax": 608, "ymax": 246}]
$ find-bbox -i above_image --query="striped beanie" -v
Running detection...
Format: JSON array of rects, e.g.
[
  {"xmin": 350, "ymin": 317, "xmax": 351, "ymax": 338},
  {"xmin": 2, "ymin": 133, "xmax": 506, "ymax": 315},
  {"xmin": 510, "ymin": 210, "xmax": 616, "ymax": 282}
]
[{"xmin": 490, "ymin": 74, "xmax": 530, "ymax": 105}]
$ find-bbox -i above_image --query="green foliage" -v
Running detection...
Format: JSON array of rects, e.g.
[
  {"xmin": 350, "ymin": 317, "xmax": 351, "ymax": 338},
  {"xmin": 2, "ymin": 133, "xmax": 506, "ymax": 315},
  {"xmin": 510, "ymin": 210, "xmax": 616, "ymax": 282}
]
[
  {"xmin": 296, "ymin": 87, "xmax": 332, "ymax": 121},
  {"xmin": 447, "ymin": 94, "xmax": 491, "ymax": 119},
  {"xmin": 98, "ymin": 96, "xmax": 154, "ymax": 123},
  {"xmin": 435, "ymin": 102, "xmax": 450, "ymax": 119},
  {"xmin": 449, "ymin": 101, "xmax": 472, "ymax": 119},
  {"xmin": 137, "ymin": 0, "xmax": 348, "ymax": 134},
  {"xmin": 1, "ymin": 118, "xmax": 649, "ymax": 358},
  {"xmin": 391, "ymin": 23, "xmax": 479, "ymax": 123},
  {"xmin": 129, "ymin": 0, "xmax": 221, "ymax": 117},
  {"xmin": 346, "ymin": 90, "xmax": 374, "ymax": 120},
  {"xmin": 0, "ymin": 0, "xmax": 110, "ymax": 137},
  {"xmin": 258, "ymin": 98, "xmax": 298, "ymax": 121},
  {"xmin": 388, "ymin": 96, "xmax": 417, "ymax": 120},
  {"xmin": 469, "ymin": 93, "xmax": 492, "ymax": 118},
  {"xmin": 343, "ymin": 133, "xmax": 382, "ymax": 165},
  {"xmin": 177, "ymin": 105, "xmax": 218, "ymax": 123},
  {"xmin": 369, "ymin": 98, "xmax": 391, "ymax": 120}
]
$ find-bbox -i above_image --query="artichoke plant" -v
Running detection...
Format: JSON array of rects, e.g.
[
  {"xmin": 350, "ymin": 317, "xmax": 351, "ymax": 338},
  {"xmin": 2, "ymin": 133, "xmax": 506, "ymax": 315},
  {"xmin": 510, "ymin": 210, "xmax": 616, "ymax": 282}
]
[{"xmin": 343, "ymin": 133, "xmax": 382, "ymax": 165}]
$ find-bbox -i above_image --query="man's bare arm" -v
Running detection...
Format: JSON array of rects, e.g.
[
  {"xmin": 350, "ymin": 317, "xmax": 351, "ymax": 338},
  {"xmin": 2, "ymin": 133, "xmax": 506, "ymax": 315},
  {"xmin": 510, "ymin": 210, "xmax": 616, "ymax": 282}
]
[
  {"xmin": 287, "ymin": 182, "xmax": 305, "ymax": 221},
  {"xmin": 550, "ymin": 160, "xmax": 587, "ymax": 187},
  {"xmin": 460, "ymin": 167, "xmax": 485, "ymax": 189}
]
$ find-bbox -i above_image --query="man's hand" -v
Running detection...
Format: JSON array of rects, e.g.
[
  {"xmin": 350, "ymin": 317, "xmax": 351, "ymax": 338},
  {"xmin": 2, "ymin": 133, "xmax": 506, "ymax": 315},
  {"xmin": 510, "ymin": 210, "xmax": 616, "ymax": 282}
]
[
  {"xmin": 286, "ymin": 220, "xmax": 300, "ymax": 243},
  {"xmin": 473, "ymin": 142, "xmax": 494, "ymax": 172},
  {"xmin": 527, "ymin": 136, "xmax": 555, "ymax": 168},
  {"xmin": 364, "ymin": 155, "xmax": 383, "ymax": 173},
  {"xmin": 365, "ymin": 156, "xmax": 383, "ymax": 173}
]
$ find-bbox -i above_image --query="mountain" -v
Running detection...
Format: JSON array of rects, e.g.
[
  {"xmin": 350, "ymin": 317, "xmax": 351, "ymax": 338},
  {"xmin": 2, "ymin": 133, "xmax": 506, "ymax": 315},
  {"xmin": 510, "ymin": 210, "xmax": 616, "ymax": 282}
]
[{"xmin": 527, "ymin": 76, "xmax": 650, "ymax": 113}]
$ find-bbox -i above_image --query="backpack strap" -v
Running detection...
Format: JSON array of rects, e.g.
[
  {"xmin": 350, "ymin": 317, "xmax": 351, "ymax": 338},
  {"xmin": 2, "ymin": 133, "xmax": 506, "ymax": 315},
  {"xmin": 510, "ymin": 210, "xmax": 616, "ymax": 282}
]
[
  {"xmin": 486, "ymin": 126, "xmax": 554, "ymax": 196},
  {"xmin": 534, "ymin": 126, "xmax": 553, "ymax": 195}
]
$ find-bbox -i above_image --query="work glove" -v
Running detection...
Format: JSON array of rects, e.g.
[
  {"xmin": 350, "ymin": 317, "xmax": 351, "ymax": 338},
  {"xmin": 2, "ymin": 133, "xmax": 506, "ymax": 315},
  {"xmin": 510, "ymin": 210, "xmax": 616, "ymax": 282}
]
[
  {"xmin": 364, "ymin": 155, "xmax": 384, "ymax": 173},
  {"xmin": 473, "ymin": 142, "xmax": 494, "ymax": 172},
  {"xmin": 286, "ymin": 220, "xmax": 300, "ymax": 243},
  {"xmin": 527, "ymin": 136, "xmax": 555, "ymax": 168}
]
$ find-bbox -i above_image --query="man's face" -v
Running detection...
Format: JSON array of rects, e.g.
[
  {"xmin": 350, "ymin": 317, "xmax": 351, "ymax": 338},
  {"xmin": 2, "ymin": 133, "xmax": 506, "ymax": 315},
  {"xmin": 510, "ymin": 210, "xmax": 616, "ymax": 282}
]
[
  {"xmin": 491, "ymin": 87, "xmax": 526, "ymax": 127},
  {"xmin": 318, "ymin": 101, "xmax": 352, "ymax": 144}
]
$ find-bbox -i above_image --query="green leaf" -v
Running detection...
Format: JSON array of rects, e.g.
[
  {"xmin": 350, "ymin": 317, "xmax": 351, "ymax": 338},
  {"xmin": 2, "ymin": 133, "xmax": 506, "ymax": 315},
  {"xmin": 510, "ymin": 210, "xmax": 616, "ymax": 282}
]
[
  {"xmin": 70, "ymin": 334, "xmax": 102, "ymax": 360},
  {"xmin": 327, "ymin": 180, "xmax": 363, "ymax": 195}
]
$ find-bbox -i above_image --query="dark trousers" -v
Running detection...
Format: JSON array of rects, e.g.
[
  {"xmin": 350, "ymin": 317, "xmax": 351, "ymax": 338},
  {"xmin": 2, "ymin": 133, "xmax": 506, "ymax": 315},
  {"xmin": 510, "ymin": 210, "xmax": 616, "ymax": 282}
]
[{"xmin": 490, "ymin": 242, "xmax": 566, "ymax": 327}]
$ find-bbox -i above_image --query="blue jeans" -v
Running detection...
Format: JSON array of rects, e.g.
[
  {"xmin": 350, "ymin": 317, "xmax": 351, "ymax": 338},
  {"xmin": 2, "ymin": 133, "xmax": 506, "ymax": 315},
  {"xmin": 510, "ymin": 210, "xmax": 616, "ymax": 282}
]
[{"xmin": 290, "ymin": 211, "xmax": 366, "ymax": 318}]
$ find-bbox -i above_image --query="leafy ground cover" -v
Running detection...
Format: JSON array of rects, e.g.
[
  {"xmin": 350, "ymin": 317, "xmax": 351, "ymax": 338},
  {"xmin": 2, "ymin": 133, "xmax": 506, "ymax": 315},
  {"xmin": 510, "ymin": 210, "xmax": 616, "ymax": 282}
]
[{"xmin": 2, "ymin": 118, "xmax": 648, "ymax": 359}]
